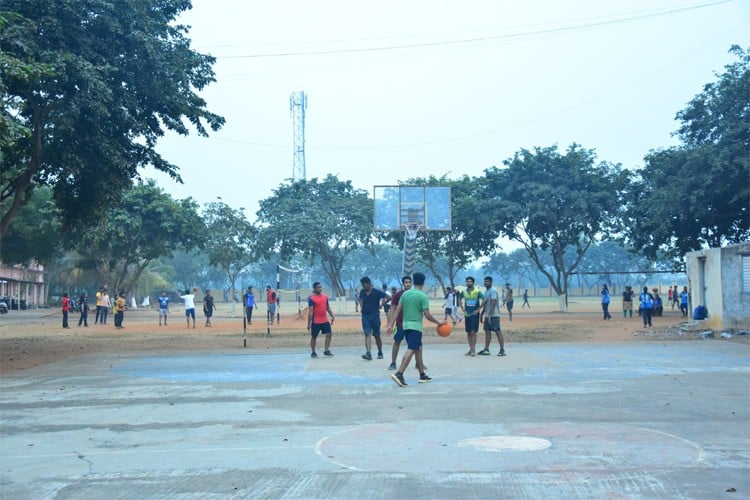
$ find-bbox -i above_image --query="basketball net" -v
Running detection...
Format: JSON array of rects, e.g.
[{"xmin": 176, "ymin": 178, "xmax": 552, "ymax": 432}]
[{"xmin": 404, "ymin": 222, "xmax": 422, "ymax": 241}]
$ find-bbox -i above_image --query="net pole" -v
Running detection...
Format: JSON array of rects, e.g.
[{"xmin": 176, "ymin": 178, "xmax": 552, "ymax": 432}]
[{"xmin": 276, "ymin": 265, "xmax": 281, "ymax": 326}]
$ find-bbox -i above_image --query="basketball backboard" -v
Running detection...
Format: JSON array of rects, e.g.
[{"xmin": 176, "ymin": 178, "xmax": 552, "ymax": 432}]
[{"xmin": 373, "ymin": 185, "xmax": 451, "ymax": 231}]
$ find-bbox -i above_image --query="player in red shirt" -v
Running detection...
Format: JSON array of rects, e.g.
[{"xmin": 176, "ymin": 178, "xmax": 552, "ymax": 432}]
[{"xmin": 307, "ymin": 282, "xmax": 335, "ymax": 358}]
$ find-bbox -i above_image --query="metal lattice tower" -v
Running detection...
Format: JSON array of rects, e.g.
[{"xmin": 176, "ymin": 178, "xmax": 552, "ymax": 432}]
[{"xmin": 289, "ymin": 91, "xmax": 307, "ymax": 181}]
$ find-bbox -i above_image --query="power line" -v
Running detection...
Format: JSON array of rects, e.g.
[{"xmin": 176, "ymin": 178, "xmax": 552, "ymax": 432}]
[{"xmin": 217, "ymin": 0, "xmax": 733, "ymax": 59}]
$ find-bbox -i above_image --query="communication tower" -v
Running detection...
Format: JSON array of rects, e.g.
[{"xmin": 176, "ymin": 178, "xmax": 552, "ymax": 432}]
[{"xmin": 289, "ymin": 91, "xmax": 307, "ymax": 180}]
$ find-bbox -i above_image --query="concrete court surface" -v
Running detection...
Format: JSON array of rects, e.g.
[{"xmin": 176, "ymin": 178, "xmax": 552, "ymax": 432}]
[{"xmin": 1, "ymin": 341, "xmax": 748, "ymax": 499}]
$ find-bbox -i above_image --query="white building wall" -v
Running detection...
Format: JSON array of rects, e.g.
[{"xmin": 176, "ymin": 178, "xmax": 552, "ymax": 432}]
[{"xmin": 686, "ymin": 242, "xmax": 750, "ymax": 331}]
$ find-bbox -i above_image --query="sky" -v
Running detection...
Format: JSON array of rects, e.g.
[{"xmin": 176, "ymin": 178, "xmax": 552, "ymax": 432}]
[{"xmin": 149, "ymin": 0, "xmax": 750, "ymax": 222}]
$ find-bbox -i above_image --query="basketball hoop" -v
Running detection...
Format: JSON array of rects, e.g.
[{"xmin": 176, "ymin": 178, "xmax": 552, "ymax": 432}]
[{"xmin": 404, "ymin": 222, "xmax": 422, "ymax": 240}]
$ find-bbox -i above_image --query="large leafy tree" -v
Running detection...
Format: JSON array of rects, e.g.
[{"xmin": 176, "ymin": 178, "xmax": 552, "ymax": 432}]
[
  {"xmin": 0, "ymin": 0, "xmax": 224, "ymax": 238},
  {"xmin": 202, "ymin": 200, "xmax": 259, "ymax": 300},
  {"xmin": 256, "ymin": 175, "xmax": 372, "ymax": 297},
  {"xmin": 484, "ymin": 144, "xmax": 630, "ymax": 310},
  {"xmin": 68, "ymin": 180, "xmax": 203, "ymax": 295},
  {"xmin": 624, "ymin": 45, "xmax": 750, "ymax": 260},
  {"xmin": 0, "ymin": 186, "xmax": 60, "ymax": 265}
]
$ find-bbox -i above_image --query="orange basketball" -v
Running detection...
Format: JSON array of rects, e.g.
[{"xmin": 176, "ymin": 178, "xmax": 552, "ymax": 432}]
[{"xmin": 437, "ymin": 323, "xmax": 452, "ymax": 337}]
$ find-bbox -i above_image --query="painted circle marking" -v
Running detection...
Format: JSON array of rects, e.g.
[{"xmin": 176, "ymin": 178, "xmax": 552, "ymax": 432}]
[{"xmin": 458, "ymin": 435, "xmax": 552, "ymax": 452}]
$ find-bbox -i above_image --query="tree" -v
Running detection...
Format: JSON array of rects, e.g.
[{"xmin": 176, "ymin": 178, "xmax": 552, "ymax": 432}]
[
  {"xmin": 624, "ymin": 45, "xmax": 750, "ymax": 260},
  {"xmin": 484, "ymin": 144, "xmax": 630, "ymax": 311},
  {"xmin": 202, "ymin": 200, "xmax": 259, "ymax": 301},
  {"xmin": 0, "ymin": 0, "xmax": 224, "ymax": 238},
  {"xmin": 256, "ymin": 175, "xmax": 372, "ymax": 297},
  {"xmin": 0, "ymin": 186, "xmax": 60, "ymax": 265},
  {"xmin": 69, "ymin": 180, "xmax": 203, "ymax": 295}
]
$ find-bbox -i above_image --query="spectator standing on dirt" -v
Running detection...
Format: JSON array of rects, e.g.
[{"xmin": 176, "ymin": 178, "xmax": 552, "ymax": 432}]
[
  {"xmin": 266, "ymin": 286, "xmax": 278, "ymax": 325},
  {"xmin": 307, "ymin": 282, "xmax": 335, "ymax": 358},
  {"xmin": 243, "ymin": 286, "xmax": 255, "ymax": 325},
  {"xmin": 622, "ymin": 285, "xmax": 634, "ymax": 318},
  {"xmin": 652, "ymin": 288, "xmax": 664, "ymax": 317},
  {"xmin": 78, "ymin": 292, "xmax": 89, "ymax": 327},
  {"xmin": 99, "ymin": 290, "xmax": 110, "ymax": 325},
  {"xmin": 600, "ymin": 285, "xmax": 612, "ymax": 320},
  {"xmin": 680, "ymin": 287, "xmax": 689, "ymax": 317},
  {"xmin": 114, "ymin": 292, "xmax": 126, "ymax": 329},
  {"xmin": 180, "ymin": 288, "xmax": 197, "ymax": 329},
  {"xmin": 522, "ymin": 289, "xmax": 531, "ymax": 309},
  {"xmin": 61, "ymin": 293, "xmax": 71, "ymax": 329},
  {"xmin": 444, "ymin": 287, "xmax": 457, "ymax": 324},
  {"xmin": 94, "ymin": 287, "xmax": 103, "ymax": 324},
  {"xmin": 639, "ymin": 286, "xmax": 654, "ymax": 327},
  {"xmin": 359, "ymin": 276, "xmax": 390, "ymax": 360},
  {"xmin": 157, "ymin": 291, "xmax": 170, "ymax": 326},
  {"xmin": 504, "ymin": 284, "xmax": 514, "ymax": 322},
  {"xmin": 203, "ymin": 289, "xmax": 216, "ymax": 327},
  {"xmin": 382, "ymin": 284, "xmax": 392, "ymax": 316}
]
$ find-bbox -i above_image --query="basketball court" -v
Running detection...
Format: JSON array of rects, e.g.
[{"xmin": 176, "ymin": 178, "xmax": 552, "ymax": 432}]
[{"xmin": 1, "ymin": 340, "xmax": 748, "ymax": 498}]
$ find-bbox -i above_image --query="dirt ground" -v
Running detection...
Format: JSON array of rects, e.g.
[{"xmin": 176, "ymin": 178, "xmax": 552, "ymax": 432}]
[{"xmin": 2, "ymin": 297, "xmax": 744, "ymax": 375}]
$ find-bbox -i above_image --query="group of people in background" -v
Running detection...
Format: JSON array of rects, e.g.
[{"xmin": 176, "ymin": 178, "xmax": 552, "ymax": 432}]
[
  {"xmin": 60, "ymin": 287, "xmax": 125, "ymax": 329},
  {"xmin": 605, "ymin": 284, "xmax": 690, "ymax": 325}
]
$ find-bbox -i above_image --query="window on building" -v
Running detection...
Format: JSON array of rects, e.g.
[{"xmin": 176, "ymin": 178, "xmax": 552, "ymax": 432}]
[{"xmin": 742, "ymin": 255, "xmax": 750, "ymax": 295}]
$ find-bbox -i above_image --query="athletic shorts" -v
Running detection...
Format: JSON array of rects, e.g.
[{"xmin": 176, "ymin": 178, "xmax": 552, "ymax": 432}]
[
  {"xmin": 404, "ymin": 329, "xmax": 423, "ymax": 350},
  {"xmin": 483, "ymin": 316, "xmax": 500, "ymax": 332},
  {"xmin": 185, "ymin": 308, "xmax": 195, "ymax": 319},
  {"xmin": 204, "ymin": 309, "xmax": 213, "ymax": 317},
  {"xmin": 506, "ymin": 300, "xmax": 514, "ymax": 311},
  {"xmin": 464, "ymin": 314, "xmax": 480, "ymax": 333},
  {"xmin": 159, "ymin": 308, "xmax": 168, "ymax": 316},
  {"xmin": 444, "ymin": 307, "xmax": 453, "ymax": 315},
  {"xmin": 311, "ymin": 322, "xmax": 332, "ymax": 336},
  {"xmin": 268, "ymin": 303, "xmax": 277, "ymax": 314},
  {"xmin": 623, "ymin": 301, "xmax": 633, "ymax": 312},
  {"xmin": 361, "ymin": 312, "xmax": 381, "ymax": 336},
  {"xmin": 393, "ymin": 325, "xmax": 405, "ymax": 342}
]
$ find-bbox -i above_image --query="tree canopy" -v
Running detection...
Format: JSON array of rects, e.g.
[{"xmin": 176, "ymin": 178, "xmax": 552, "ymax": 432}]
[
  {"xmin": 0, "ymin": 0, "xmax": 224, "ymax": 237},
  {"xmin": 256, "ymin": 175, "xmax": 372, "ymax": 297},
  {"xmin": 485, "ymin": 144, "xmax": 630, "ymax": 309},
  {"xmin": 68, "ymin": 180, "xmax": 203, "ymax": 295},
  {"xmin": 624, "ymin": 45, "xmax": 750, "ymax": 260},
  {"xmin": 202, "ymin": 200, "xmax": 258, "ymax": 299}
]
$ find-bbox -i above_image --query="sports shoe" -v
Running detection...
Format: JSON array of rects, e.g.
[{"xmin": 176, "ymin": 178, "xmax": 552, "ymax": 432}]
[
  {"xmin": 477, "ymin": 349, "xmax": 491, "ymax": 356},
  {"xmin": 465, "ymin": 350, "xmax": 472, "ymax": 356},
  {"xmin": 323, "ymin": 350, "xmax": 333, "ymax": 357},
  {"xmin": 311, "ymin": 352, "xmax": 318, "ymax": 358},
  {"xmin": 362, "ymin": 352, "xmax": 373, "ymax": 361},
  {"xmin": 377, "ymin": 352, "xmax": 384, "ymax": 359},
  {"xmin": 470, "ymin": 350, "xmax": 476, "ymax": 357},
  {"xmin": 388, "ymin": 362, "xmax": 397, "ymax": 370},
  {"xmin": 391, "ymin": 372, "xmax": 407, "ymax": 387},
  {"xmin": 498, "ymin": 349, "xmax": 506, "ymax": 357},
  {"xmin": 418, "ymin": 373, "xmax": 432, "ymax": 383}
]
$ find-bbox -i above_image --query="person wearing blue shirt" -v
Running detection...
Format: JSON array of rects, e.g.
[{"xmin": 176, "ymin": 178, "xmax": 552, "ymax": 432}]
[
  {"xmin": 243, "ymin": 286, "xmax": 255, "ymax": 324},
  {"xmin": 359, "ymin": 276, "xmax": 389, "ymax": 360},
  {"xmin": 157, "ymin": 291, "xmax": 170, "ymax": 326}
]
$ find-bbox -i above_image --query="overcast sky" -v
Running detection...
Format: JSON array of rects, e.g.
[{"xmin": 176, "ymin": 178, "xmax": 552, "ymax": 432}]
[{"xmin": 149, "ymin": 0, "xmax": 750, "ymax": 222}]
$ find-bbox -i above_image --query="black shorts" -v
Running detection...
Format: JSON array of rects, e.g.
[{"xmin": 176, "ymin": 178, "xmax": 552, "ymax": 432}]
[
  {"xmin": 464, "ymin": 314, "xmax": 480, "ymax": 333},
  {"xmin": 311, "ymin": 322, "xmax": 332, "ymax": 336}
]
